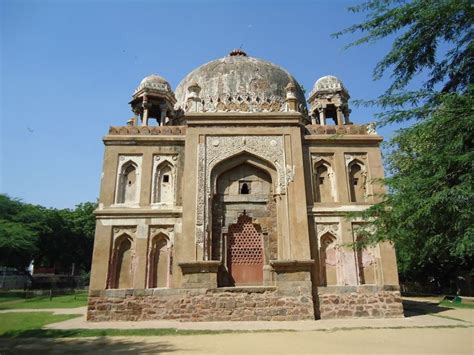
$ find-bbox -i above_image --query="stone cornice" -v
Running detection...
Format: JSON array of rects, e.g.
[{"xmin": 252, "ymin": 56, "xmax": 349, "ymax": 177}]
[
  {"xmin": 304, "ymin": 135, "xmax": 383, "ymax": 146},
  {"xmin": 270, "ymin": 259, "xmax": 314, "ymax": 272},
  {"xmin": 185, "ymin": 112, "xmax": 306, "ymax": 126},
  {"xmin": 307, "ymin": 204, "xmax": 373, "ymax": 216},
  {"xmin": 94, "ymin": 207, "xmax": 182, "ymax": 218}
]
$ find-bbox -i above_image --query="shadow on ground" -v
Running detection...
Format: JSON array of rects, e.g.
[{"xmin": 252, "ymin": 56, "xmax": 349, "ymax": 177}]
[
  {"xmin": 0, "ymin": 336, "xmax": 181, "ymax": 354},
  {"xmin": 403, "ymin": 298, "xmax": 451, "ymax": 318}
]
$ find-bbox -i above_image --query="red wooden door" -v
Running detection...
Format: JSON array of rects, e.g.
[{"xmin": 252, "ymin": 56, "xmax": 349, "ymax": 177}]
[{"xmin": 227, "ymin": 214, "xmax": 263, "ymax": 285}]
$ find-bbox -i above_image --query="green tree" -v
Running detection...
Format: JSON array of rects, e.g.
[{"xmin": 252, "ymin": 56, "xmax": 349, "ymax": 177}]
[
  {"xmin": 60, "ymin": 202, "xmax": 97, "ymax": 272},
  {"xmin": 334, "ymin": 0, "xmax": 473, "ymax": 289},
  {"xmin": 0, "ymin": 195, "xmax": 39, "ymax": 270},
  {"xmin": 0, "ymin": 194, "xmax": 97, "ymax": 279},
  {"xmin": 34, "ymin": 202, "xmax": 97, "ymax": 274}
]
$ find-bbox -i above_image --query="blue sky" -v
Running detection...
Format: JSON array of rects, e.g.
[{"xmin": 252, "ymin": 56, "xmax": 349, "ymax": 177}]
[{"xmin": 1, "ymin": 0, "xmax": 405, "ymax": 209}]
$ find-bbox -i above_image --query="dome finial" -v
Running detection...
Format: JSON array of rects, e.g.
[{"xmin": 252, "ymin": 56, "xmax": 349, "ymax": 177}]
[{"xmin": 229, "ymin": 48, "xmax": 247, "ymax": 57}]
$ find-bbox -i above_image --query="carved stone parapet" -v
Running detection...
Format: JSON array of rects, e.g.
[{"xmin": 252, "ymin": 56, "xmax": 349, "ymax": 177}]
[
  {"xmin": 109, "ymin": 125, "xmax": 186, "ymax": 136},
  {"xmin": 305, "ymin": 124, "xmax": 370, "ymax": 136}
]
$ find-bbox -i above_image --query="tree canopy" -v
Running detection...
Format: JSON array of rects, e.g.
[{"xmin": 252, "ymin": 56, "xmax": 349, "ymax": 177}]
[
  {"xmin": 334, "ymin": 0, "xmax": 472, "ymax": 96},
  {"xmin": 335, "ymin": 0, "xmax": 473, "ymax": 289},
  {"xmin": 0, "ymin": 194, "xmax": 96, "ymax": 275}
]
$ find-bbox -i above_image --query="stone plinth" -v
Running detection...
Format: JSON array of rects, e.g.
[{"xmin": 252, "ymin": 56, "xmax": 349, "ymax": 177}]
[
  {"xmin": 87, "ymin": 286, "xmax": 314, "ymax": 322},
  {"xmin": 316, "ymin": 285, "xmax": 404, "ymax": 319},
  {"xmin": 270, "ymin": 260, "xmax": 314, "ymax": 299},
  {"xmin": 178, "ymin": 261, "xmax": 220, "ymax": 289}
]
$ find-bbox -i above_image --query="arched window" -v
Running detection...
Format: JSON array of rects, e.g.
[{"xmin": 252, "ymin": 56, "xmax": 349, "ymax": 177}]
[
  {"xmin": 240, "ymin": 182, "xmax": 250, "ymax": 194},
  {"xmin": 117, "ymin": 162, "xmax": 139, "ymax": 204},
  {"xmin": 153, "ymin": 161, "xmax": 174, "ymax": 204},
  {"xmin": 314, "ymin": 161, "xmax": 334, "ymax": 203},
  {"xmin": 320, "ymin": 233, "xmax": 338, "ymax": 286},
  {"xmin": 348, "ymin": 161, "xmax": 366, "ymax": 202},
  {"xmin": 110, "ymin": 235, "xmax": 134, "ymax": 289},
  {"xmin": 148, "ymin": 234, "xmax": 171, "ymax": 288}
]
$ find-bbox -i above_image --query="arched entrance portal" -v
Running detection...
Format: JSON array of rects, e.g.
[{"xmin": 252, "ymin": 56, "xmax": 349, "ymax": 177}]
[
  {"xmin": 211, "ymin": 156, "xmax": 278, "ymax": 287},
  {"xmin": 227, "ymin": 213, "xmax": 264, "ymax": 285}
]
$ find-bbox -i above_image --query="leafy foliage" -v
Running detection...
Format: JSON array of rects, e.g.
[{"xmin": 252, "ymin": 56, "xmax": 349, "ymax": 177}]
[
  {"xmin": 0, "ymin": 194, "xmax": 96, "ymax": 274},
  {"xmin": 335, "ymin": 0, "xmax": 474, "ymax": 287},
  {"xmin": 0, "ymin": 195, "xmax": 39, "ymax": 270},
  {"xmin": 358, "ymin": 90, "xmax": 474, "ymax": 283},
  {"xmin": 333, "ymin": 0, "xmax": 473, "ymax": 94}
]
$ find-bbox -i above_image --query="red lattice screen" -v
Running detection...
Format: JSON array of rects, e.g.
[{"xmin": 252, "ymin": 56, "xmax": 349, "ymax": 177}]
[{"xmin": 227, "ymin": 214, "xmax": 263, "ymax": 285}]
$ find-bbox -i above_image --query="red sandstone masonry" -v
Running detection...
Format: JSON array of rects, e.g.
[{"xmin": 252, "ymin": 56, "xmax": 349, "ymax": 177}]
[
  {"xmin": 316, "ymin": 287, "xmax": 404, "ymax": 319},
  {"xmin": 87, "ymin": 286, "xmax": 403, "ymax": 322},
  {"xmin": 87, "ymin": 288, "xmax": 314, "ymax": 322}
]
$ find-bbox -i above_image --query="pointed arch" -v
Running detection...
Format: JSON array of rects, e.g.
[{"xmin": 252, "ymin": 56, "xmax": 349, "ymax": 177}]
[
  {"xmin": 313, "ymin": 159, "xmax": 335, "ymax": 203},
  {"xmin": 209, "ymin": 152, "xmax": 278, "ymax": 287},
  {"xmin": 116, "ymin": 159, "xmax": 140, "ymax": 205},
  {"xmin": 153, "ymin": 160, "xmax": 175, "ymax": 204},
  {"xmin": 108, "ymin": 233, "xmax": 134, "ymax": 289},
  {"xmin": 210, "ymin": 151, "xmax": 278, "ymax": 195},
  {"xmin": 147, "ymin": 233, "xmax": 171, "ymax": 288},
  {"xmin": 348, "ymin": 159, "xmax": 367, "ymax": 202},
  {"xmin": 319, "ymin": 232, "xmax": 338, "ymax": 286}
]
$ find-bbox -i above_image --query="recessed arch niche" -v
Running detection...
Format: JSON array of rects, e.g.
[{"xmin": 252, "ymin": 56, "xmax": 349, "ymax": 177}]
[
  {"xmin": 108, "ymin": 233, "xmax": 134, "ymax": 289},
  {"xmin": 115, "ymin": 155, "xmax": 142, "ymax": 206},
  {"xmin": 319, "ymin": 232, "xmax": 338, "ymax": 286},
  {"xmin": 209, "ymin": 152, "xmax": 279, "ymax": 287},
  {"xmin": 152, "ymin": 158, "xmax": 176, "ymax": 205},
  {"xmin": 347, "ymin": 159, "xmax": 367, "ymax": 203},
  {"xmin": 147, "ymin": 233, "xmax": 172, "ymax": 288},
  {"xmin": 313, "ymin": 159, "xmax": 336, "ymax": 203}
]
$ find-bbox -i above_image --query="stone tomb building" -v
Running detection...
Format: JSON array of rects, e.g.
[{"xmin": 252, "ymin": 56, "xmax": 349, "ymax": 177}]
[{"xmin": 87, "ymin": 50, "xmax": 403, "ymax": 321}]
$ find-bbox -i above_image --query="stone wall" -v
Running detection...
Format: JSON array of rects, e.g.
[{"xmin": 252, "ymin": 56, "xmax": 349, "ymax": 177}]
[
  {"xmin": 316, "ymin": 285, "xmax": 404, "ymax": 319},
  {"xmin": 87, "ymin": 287, "xmax": 314, "ymax": 322}
]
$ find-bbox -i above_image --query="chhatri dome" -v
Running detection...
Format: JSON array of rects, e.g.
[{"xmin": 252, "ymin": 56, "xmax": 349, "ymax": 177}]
[
  {"xmin": 311, "ymin": 75, "xmax": 346, "ymax": 93},
  {"xmin": 174, "ymin": 49, "xmax": 307, "ymax": 114},
  {"xmin": 135, "ymin": 74, "xmax": 173, "ymax": 94}
]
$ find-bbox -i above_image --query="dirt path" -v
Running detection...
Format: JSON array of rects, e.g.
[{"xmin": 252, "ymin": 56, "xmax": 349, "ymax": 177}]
[
  {"xmin": 1, "ymin": 297, "xmax": 472, "ymax": 354},
  {"xmin": 1, "ymin": 327, "xmax": 473, "ymax": 354}
]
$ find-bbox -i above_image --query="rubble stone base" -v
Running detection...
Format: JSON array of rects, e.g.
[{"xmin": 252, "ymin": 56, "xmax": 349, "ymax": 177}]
[
  {"xmin": 87, "ymin": 286, "xmax": 314, "ymax": 322},
  {"xmin": 317, "ymin": 285, "xmax": 404, "ymax": 319}
]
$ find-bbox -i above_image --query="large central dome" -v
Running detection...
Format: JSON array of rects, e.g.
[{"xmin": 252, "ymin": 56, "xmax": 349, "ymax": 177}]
[{"xmin": 175, "ymin": 50, "xmax": 307, "ymax": 113}]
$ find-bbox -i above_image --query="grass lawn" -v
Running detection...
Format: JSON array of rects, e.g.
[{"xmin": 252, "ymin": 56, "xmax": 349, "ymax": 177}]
[
  {"xmin": 0, "ymin": 294, "xmax": 23, "ymax": 303},
  {"xmin": 0, "ymin": 312, "xmax": 79, "ymax": 337},
  {"xmin": 0, "ymin": 292, "xmax": 88, "ymax": 309},
  {"xmin": 439, "ymin": 300, "xmax": 474, "ymax": 309}
]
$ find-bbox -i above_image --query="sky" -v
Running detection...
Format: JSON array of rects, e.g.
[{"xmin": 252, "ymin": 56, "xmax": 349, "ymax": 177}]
[{"xmin": 1, "ymin": 0, "xmax": 407, "ymax": 209}]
